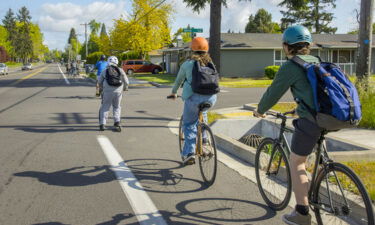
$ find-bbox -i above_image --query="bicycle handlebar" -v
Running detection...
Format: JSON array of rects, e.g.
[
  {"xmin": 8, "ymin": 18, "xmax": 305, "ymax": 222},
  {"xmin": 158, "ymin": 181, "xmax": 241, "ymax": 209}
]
[{"xmin": 265, "ymin": 109, "xmax": 296, "ymax": 120}]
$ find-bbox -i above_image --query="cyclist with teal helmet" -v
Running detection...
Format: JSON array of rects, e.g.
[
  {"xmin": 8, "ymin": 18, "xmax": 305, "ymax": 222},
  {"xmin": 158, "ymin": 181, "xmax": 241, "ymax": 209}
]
[{"xmin": 254, "ymin": 25, "xmax": 321, "ymax": 225}]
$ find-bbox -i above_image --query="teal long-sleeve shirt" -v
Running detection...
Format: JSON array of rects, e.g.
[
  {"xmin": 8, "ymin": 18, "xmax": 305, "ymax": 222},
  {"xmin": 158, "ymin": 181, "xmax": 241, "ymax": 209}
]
[
  {"xmin": 257, "ymin": 55, "xmax": 319, "ymax": 120},
  {"xmin": 172, "ymin": 60, "xmax": 195, "ymax": 100}
]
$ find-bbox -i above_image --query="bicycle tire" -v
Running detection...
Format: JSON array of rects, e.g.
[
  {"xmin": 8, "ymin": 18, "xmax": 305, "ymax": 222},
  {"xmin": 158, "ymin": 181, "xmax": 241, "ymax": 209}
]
[
  {"xmin": 255, "ymin": 137, "xmax": 292, "ymax": 210},
  {"xmin": 313, "ymin": 162, "xmax": 374, "ymax": 225},
  {"xmin": 178, "ymin": 116, "xmax": 184, "ymax": 155},
  {"xmin": 198, "ymin": 123, "xmax": 217, "ymax": 186}
]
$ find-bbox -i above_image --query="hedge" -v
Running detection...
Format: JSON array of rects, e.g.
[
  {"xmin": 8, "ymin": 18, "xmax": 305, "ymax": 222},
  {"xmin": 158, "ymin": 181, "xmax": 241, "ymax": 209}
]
[{"xmin": 264, "ymin": 65, "xmax": 280, "ymax": 79}]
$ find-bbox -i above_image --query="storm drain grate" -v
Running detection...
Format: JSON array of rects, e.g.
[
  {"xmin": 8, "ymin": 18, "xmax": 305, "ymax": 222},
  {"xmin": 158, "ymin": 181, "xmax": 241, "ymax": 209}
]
[{"xmin": 239, "ymin": 134, "xmax": 263, "ymax": 148}]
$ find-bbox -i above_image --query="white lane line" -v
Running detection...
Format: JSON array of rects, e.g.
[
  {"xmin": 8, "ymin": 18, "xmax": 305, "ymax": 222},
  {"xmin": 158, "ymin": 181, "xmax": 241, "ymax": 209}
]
[
  {"xmin": 97, "ymin": 135, "xmax": 167, "ymax": 225},
  {"xmin": 57, "ymin": 64, "xmax": 70, "ymax": 85}
]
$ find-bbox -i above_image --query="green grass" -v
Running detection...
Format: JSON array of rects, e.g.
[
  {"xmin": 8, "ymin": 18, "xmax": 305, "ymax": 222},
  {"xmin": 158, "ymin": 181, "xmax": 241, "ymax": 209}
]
[
  {"xmin": 132, "ymin": 73, "xmax": 176, "ymax": 85},
  {"xmin": 342, "ymin": 161, "xmax": 375, "ymax": 202},
  {"xmin": 5, "ymin": 62, "xmax": 22, "ymax": 67},
  {"xmin": 359, "ymin": 88, "xmax": 375, "ymax": 129},
  {"xmin": 219, "ymin": 77, "xmax": 272, "ymax": 88},
  {"xmin": 88, "ymin": 72, "xmax": 97, "ymax": 80}
]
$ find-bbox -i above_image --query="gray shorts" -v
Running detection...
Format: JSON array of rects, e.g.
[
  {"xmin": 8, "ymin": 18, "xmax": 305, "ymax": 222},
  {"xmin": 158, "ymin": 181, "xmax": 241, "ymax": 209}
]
[{"xmin": 291, "ymin": 118, "xmax": 323, "ymax": 156}]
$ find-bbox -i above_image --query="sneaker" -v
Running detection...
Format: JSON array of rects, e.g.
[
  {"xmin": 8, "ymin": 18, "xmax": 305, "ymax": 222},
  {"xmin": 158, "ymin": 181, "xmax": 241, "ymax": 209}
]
[
  {"xmin": 182, "ymin": 153, "xmax": 195, "ymax": 165},
  {"xmin": 282, "ymin": 210, "xmax": 311, "ymax": 225},
  {"xmin": 114, "ymin": 122, "xmax": 121, "ymax": 132},
  {"xmin": 99, "ymin": 125, "xmax": 105, "ymax": 131}
]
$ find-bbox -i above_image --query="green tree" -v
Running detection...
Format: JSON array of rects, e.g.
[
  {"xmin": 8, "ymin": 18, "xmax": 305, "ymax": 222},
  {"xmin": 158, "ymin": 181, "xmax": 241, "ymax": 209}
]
[
  {"xmin": 68, "ymin": 28, "xmax": 77, "ymax": 44},
  {"xmin": 110, "ymin": 0, "xmax": 173, "ymax": 57},
  {"xmin": 279, "ymin": 0, "xmax": 337, "ymax": 34},
  {"xmin": 348, "ymin": 23, "xmax": 375, "ymax": 34},
  {"xmin": 99, "ymin": 24, "xmax": 111, "ymax": 55},
  {"xmin": 183, "ymin": 0, "xmax": 251, "ymax": 74},
  {"xmin": 30, "ymin": 23, "xmax": 48, "ymax": 60},
  {"xmin": 15, "ymin": 6, "xmax": 33, "ymax": 63},
  {"xmin": 245, "ymin": 9, "xmax": 281, "ymax": 33},
  {"xmin": 2, "ymin": 9, "xmax": 17, "ymax": 58},
  {"xmin": 89, "ymin": 19, "xmax": 101, "ymax": 35}
]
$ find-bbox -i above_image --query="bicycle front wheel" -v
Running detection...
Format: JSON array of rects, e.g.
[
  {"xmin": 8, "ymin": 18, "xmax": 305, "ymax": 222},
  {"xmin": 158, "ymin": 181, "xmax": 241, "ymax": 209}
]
[
  {"xmin": 313, "ymin": 162, "xmax": 374, "ymax": 225},
  {"xmin": 255, "ymin": 138, "xmax": 292, "ymax": 210},
  {"xmin": 178, "ymin": 116, "xmax": 184, "ymax": 156},
  {"xmin": 198, "ymin": 123, "xmax": 217, "ymax": 186}
]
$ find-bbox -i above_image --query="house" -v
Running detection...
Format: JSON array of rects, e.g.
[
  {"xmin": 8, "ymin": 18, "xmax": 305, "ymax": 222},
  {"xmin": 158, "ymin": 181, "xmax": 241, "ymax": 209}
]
[{"xmin": 162, "ymin": 33, "xmax": 370, "ymax": 77}]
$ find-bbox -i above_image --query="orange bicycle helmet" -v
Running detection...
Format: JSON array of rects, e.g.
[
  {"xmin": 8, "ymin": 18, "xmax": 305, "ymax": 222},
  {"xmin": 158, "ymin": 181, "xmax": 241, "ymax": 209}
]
[{"xmin": 191, "ymin": 37, "xmax": 209, "ymax": 52}]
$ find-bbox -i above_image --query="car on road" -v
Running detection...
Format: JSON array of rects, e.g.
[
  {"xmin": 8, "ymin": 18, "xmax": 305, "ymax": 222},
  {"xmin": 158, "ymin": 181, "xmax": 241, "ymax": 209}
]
[
  {"xmin": 22, "ymin": 63, "xmax": 33, "ymax": 70},
  {"xmin": 0, "ymin": 63, "xmax": 8, "ymax": 75},
  {"xmin": 121, "ymin": 60, "xmax": 163, "ymax": 76}
]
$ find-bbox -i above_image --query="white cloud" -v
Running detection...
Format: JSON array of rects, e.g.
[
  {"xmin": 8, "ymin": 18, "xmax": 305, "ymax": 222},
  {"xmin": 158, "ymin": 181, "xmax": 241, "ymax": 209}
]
[
  {"xmin": 222, "ymin": 0, "xmax": 257, "ymax": 33},
  {"xmin": 38, "ymin": 1, "xmax": 127, "ymax": 35},
  {"xmin": 171, "ymin": 0, "xmax": 209, "ymax": 19}
]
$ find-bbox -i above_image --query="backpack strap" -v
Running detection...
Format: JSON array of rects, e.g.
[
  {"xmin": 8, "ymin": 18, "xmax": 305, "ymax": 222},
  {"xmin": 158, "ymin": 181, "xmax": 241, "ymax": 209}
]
[
  {"xmin": 290, "ymin": 55, "xmax": 310, "ymax": 70},
  {"xmin": 295, "ymin": 97, "xmax": 317, "ymax": 119}
]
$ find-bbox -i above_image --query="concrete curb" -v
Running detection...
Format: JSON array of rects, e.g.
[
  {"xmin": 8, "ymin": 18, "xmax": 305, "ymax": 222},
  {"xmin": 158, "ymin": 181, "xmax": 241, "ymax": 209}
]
[{"xmin": 148, "ymin": 81, "xmax": 172, "ymax": 88}]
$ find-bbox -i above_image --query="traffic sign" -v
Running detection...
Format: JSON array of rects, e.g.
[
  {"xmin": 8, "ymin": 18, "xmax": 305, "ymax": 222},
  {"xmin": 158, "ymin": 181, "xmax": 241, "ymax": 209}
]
[{"xmin": 182, "ymin": 28, "xmax": 203, "ymax": 33}]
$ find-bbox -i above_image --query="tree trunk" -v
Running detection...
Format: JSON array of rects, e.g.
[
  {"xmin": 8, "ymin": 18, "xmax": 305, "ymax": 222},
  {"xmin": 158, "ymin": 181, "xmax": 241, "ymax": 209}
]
[
  {"xmin": 314, "ymin": 1, "xmax": 320, "ymax": 33},
  {"xmin": 209, "ymin": 0, "xmax": 222, "ymax": 75},
  {"xmin": 356, "ymin": 0, "xmax": 374, "ymax": 90}
]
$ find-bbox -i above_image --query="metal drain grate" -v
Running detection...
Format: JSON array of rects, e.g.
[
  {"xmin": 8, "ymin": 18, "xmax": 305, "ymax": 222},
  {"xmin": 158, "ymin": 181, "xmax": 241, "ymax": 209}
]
[{"xmin": 239, "ymin": 134, "xmax": 263, "ymax": 148}]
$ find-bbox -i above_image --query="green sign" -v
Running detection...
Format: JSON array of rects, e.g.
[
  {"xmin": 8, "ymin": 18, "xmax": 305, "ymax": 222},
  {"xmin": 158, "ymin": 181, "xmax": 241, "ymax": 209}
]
[{"xmin": 182, "ymin": 28, "xmax": 203, "ymax": 33}]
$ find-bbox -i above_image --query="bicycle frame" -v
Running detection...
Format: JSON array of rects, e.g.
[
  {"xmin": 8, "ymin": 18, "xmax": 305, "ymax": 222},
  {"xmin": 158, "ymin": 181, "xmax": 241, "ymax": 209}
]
[
  {"xmin": 271, "ymin": 117, "xmax": 352, "ymax": 215},
  {"xmin": 195, "ymin": 111, "xmax": 204, "ymax": 157}
]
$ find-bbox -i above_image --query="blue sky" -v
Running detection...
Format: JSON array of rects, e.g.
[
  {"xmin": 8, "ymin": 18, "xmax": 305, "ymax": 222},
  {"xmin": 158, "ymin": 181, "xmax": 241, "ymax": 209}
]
[{"xmin": 0, "ymin": 0, "xmax": 361, "ymax": 50}]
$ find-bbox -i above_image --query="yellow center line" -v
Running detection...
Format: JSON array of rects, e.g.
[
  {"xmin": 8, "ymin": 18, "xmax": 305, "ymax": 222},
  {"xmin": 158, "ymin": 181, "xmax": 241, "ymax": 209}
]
[{"xmin": 12, "ymin": 67, "xmax": 47, "ymax": 85}]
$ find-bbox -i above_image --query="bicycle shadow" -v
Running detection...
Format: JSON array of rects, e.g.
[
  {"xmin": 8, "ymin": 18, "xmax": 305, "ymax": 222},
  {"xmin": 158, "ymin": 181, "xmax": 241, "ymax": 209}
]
[
  {"xmin": 122, "ymin": 158, "xmax": 210, "ymax": 194},
  {"xmin": 14, "ymin": 166, "xmax": 115, "ymax": 187}
]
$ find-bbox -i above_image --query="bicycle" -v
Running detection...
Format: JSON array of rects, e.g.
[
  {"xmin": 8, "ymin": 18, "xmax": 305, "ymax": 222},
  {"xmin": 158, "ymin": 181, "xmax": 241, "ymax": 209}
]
[
  {"xmin": 168, "ymin": 96, "xmax": 218, "ymax": 186},
  {"xmin": 254, "ymin": 110, "xmax": 374, "ymax": 225}
]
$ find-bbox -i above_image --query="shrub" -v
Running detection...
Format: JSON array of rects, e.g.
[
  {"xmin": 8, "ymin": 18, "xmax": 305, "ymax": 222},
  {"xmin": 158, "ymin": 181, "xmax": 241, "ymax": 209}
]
[
  {"xmin": 359, "ymin": 88, "xmax": 375, "ymax": 129},
  {"xmin": 118, "ymin": 51, "xmax": 142, "ymax": 61},
  {"xmin": 264, "ymin": 65, "xmax": 280, "ymax": 79},
  {"xmin": 86, "ymin": 51, "xmax": 104, "ymax": 64}
]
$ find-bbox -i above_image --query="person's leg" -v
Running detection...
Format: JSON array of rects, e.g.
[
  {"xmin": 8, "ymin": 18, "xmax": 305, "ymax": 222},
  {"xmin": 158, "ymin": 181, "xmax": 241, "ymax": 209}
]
[
  {"xmin": 182, "ymin": 96, "xmax": 199, "ymax": 157},
  {"xmin": 99, "ymin": 92, "xmax": 112, "ymax": 126},
  {"xmin": 290, "ymin": 152, "xmax": 309, "ymax": 206},
  {"xmin": 112, "ymin": 92, "xmax": 123, "ymax": 124}
]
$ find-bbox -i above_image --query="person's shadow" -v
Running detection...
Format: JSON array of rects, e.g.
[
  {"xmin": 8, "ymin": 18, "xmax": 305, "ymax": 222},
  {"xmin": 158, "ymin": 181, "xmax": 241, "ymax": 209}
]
[{"xmin": 14, "ymin": 166, "xmax": 115, "ymax": 187}]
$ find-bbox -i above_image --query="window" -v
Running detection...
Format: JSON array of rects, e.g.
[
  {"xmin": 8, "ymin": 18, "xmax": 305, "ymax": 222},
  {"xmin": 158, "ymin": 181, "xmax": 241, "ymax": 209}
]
[
  {"xmin": 274, "ymin": 50, "xmax": 287, "ymax": 66},
  {"xmin": 275, "ymin": 50, "xmax": 282, "ymax": 60},
  {"xmin": 332, "ymin": 50, "xmax": 338, "ymax": 63},
  {"xmin": 339, "ymin": 50, "xmax": 351, "ymax": 63},
  {"xmin": 134, "ymin": 61, "xmax": 143, "ymax": 65},
  {"xmin": 143, "ymin": 61, "xmax": 151, "ymax": 65},
  {"xmin": 126, "ymin": 61, "xmax": 134, "ymax": 65}
]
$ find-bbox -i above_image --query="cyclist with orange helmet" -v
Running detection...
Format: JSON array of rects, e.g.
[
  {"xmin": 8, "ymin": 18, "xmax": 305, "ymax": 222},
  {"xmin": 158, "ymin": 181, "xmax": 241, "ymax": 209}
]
[{"xmin": 167, "ymin": 37, "xmax": 217, "ymax": 165}]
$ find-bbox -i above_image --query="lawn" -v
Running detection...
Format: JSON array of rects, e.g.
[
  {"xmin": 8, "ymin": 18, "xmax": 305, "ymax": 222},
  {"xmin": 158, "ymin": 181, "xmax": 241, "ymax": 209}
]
[
  {"xmin": 219, "ymin": 77, "xmax": 272, "ymax": 88},
  {"xmin": 132, "ymin": 73, "xmax": 176, "ymax": 85},
  {"xmin": 132, "ymin": 73, "xmax": 273, "ymax": 88},
  {"xmin": 5, "ymin": 62, "xmax": 23, "ymax": 67},
  {"xmin": 342, "ymin": 161, "xmax": 375, "ymax": 202}
]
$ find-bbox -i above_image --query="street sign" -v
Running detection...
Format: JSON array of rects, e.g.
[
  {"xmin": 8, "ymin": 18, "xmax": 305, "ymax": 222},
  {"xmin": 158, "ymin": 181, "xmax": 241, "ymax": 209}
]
[
  {"xmin": 182, "ymin": 28, "xmax": 203, "ymax": 33},
  {"xmin": 192, "ymin": 28, "xmax": 203, "ymax": 33}
]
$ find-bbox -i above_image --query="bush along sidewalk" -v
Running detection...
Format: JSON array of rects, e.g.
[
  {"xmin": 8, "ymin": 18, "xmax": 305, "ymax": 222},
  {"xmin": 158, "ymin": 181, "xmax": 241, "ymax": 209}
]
[{"xmin": 264, "ymin": 65, "xmax": 280, "ymax": 79}]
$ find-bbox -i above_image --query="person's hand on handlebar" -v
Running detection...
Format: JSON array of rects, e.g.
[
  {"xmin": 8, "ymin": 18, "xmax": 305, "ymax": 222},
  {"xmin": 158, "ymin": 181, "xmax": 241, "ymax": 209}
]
[
  {"xmin": 167, "ymin": 93, "xmax": 177, "ymax": 100},
  {"xmin": 253, "ymin": 109, "xmax": 265, "ymax": 118}
]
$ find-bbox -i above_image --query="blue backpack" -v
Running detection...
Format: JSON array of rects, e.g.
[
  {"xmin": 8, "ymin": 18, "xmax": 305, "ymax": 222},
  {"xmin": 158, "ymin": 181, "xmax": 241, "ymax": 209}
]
[{"xmin": 292, "ymin": 56, "xmax": 361, "ymax": 130}]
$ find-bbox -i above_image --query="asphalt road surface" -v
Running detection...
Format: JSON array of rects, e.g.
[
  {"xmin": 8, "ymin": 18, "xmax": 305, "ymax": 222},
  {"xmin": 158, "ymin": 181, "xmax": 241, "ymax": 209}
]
[{"xmin": 0, "ymin": 63, "xmax": 293, "ymax": 225}]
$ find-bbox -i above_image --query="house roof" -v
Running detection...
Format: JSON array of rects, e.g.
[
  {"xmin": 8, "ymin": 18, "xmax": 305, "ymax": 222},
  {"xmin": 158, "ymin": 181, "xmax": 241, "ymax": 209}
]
[{"xmin": 220, "ymin": 33, "xmax": 368, "ymax": 49}]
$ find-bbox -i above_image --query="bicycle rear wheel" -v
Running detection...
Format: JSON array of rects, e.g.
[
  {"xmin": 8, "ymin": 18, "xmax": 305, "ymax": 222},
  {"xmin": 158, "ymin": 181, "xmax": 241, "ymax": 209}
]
[
  {"xmin": 178, "ymin": 116, "xmax": 184, "ymax": 156},
  {"xmin": 255, "ymin": 138, "xmax": 292, "ymax": 210},
  {"xmin": 313, "ymin": 162, "xmax": 374, "ymax": 225},
  {"xmin": 198, "ymin": 123, "xmax": 217, "ymax": 186}
]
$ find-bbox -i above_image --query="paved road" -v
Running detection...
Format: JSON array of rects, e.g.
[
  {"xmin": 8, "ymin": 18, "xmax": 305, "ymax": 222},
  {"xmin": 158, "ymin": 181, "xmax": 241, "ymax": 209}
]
[{"xmin": 0, "ymin": 64, "xmax": 292, "ymax": 225}]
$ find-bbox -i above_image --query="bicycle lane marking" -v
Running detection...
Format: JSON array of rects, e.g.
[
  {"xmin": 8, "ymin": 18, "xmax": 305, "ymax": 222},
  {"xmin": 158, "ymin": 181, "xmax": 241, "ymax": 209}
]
[
  {"xmin": 57, "ymin": 64, "xmax": 70, "ymax": 85},
  {"xmin": 96, "ymin": 135, "xmax": 167, "ymax": 225}
]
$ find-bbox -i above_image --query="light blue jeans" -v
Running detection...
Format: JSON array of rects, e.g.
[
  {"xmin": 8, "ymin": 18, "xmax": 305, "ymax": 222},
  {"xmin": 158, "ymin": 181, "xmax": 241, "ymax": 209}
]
[{"xmin": 182, "ymin": 93, "xmax": 217, "ymax": 157}]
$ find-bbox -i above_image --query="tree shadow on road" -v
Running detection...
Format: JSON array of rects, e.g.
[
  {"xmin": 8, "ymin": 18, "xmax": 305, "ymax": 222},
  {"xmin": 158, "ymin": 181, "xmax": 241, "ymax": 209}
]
[{"xmin": 14, "ymin": 166, "xmax": 115, "ymax": 187}]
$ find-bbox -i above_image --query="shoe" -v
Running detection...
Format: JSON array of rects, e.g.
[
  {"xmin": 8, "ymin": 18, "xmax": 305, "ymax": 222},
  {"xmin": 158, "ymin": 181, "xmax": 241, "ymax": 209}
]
[
  {"xmin": 99, "ymin": 125, "xmax": 105, "ymax": 131},
  {"xmin": 114, "ymin": 122, "xmax": 121, "ymax": 132},
  {"xmin": 182, "ymin": 153, "xmax": 195, "ymax": 165},
  {"xmin": 282, "ymin": 210, "xmax": 311, "ymax": 225}
]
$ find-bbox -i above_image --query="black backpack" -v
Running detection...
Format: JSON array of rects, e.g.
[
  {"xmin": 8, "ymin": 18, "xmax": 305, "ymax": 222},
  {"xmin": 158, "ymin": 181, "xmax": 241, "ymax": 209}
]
[
  {"xmin": 190, "ymin": 60, "xmax": 220, "ymax": 95},
  {"xmin": 105, "ymin": 65, "xmax": 122, "ymax": 87}
]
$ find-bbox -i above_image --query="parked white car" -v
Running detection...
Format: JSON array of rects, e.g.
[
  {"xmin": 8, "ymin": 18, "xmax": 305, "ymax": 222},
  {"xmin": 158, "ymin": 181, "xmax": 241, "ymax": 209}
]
[{"xmin": 0, "ymin": 63, "xmax": 8, "ymax": 75}]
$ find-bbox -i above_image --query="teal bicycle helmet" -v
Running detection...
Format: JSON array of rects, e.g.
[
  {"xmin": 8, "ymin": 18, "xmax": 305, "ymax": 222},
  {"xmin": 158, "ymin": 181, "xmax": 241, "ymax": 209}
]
[{"xmin": 282, "ymin": 25, "xmax": 312, "ymax": 45}]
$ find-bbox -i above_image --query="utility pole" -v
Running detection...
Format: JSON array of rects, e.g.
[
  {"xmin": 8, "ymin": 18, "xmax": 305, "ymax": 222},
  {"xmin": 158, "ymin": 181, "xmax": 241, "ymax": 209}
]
[
  {"xmin": 356, "ymin": 0, "xmax": 374, "ymax": 89},
  {"xmin": 81, "ymin": 23, "xmax": 88, "ymax": 59}
]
